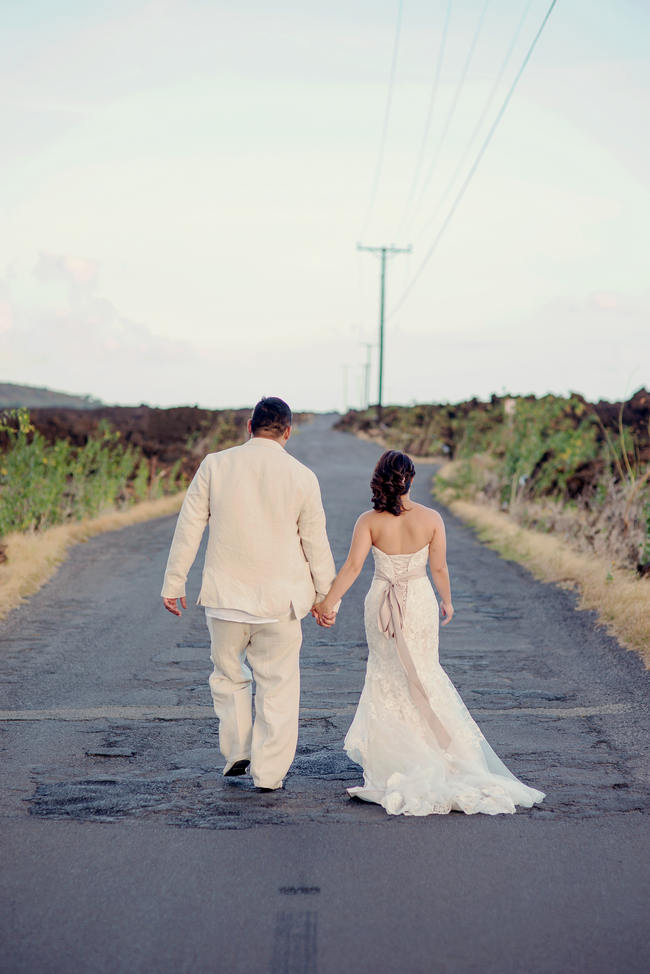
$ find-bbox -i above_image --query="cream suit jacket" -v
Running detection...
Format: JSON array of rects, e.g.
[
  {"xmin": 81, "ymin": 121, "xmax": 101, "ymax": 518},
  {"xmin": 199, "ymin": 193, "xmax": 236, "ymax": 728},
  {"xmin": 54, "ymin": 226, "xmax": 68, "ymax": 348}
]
[{"xmin": 160, "ymin": 436, "xmax": 336, "ymax": 620}]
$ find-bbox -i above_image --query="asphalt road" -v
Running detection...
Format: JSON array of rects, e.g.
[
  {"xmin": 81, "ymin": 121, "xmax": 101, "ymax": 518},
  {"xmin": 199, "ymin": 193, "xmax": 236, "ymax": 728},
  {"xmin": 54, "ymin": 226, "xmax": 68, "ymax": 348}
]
[{"xmin": 1, "ymin": 414, "xmax": 648, "ymax": 974}]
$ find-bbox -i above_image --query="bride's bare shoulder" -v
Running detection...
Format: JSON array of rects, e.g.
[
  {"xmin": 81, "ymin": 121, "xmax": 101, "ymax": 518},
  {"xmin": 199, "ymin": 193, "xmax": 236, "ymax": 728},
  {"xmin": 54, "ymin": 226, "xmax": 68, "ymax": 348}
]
[
  {"xmin": 355, "ymin": 509, "xmax": 377, "ymax": 527},
  {"xmin": 411, "ymin": 502, "xmax": 444, "ymax": 528},
  {"xmin": 411, "ymin": 500, "xmax": 442, "ymax": 517}
]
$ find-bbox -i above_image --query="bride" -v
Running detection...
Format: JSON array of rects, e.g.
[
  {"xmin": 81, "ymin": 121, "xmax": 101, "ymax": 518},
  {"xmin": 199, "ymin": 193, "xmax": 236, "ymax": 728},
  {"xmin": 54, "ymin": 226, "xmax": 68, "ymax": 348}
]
[{"xmin": 313, "ymin": 450, "xmax": 545, "ymax": 817}]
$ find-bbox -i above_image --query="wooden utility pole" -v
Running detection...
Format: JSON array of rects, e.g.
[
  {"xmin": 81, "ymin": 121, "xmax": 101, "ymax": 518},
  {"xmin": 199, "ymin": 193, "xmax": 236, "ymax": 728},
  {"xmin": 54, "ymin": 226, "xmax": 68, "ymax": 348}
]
[
  {"xmin": 361, "ymin": 342, "xmax": 373, "ymax": 411},
  {"xmin": 357, "ymin": 243, "xmax": 411, "ymax": 421}
]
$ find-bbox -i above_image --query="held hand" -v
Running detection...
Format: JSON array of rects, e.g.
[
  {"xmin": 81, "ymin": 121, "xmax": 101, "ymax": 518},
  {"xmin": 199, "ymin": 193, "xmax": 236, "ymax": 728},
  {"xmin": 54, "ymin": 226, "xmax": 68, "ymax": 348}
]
[
  {"xmin": 311, "ymin": 600, "xmax": 337, "ymax": 628},
  {"xmin": 163, "ymin": 596, "xmax": 187, "ymax": 617},
  {"xmin": 440, "ymin": 601, "xmax": 454, "ymax": 626},
  {"xmin": 311, "ymin": 607, "xmax": 336, "ymax": 628}
]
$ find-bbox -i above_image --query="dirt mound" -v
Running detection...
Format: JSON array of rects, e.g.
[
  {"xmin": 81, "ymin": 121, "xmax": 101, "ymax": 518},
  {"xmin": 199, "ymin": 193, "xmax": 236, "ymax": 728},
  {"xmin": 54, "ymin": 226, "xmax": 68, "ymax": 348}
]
[
  {"xmin": 22, "ymin": 405, "xmax": 250, "ymax": 477},
  {"xmin": 337, "ymin": 389, "xmax": 650, "ymax": 463},
  {"xmin": 592, "ymin": 389, "xmax": 650, "ymax": 461}
]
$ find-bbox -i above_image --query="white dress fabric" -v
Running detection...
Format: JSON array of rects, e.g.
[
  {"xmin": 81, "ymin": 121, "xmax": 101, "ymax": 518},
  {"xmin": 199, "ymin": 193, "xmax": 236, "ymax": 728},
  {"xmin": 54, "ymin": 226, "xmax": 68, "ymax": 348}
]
[{"xmin": 344, "ymin": 545, "xmax": 546, "ymax": 816}]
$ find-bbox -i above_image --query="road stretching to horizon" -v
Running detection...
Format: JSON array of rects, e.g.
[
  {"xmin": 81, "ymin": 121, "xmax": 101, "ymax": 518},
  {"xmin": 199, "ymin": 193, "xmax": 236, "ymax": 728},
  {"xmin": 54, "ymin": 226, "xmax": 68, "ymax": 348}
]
[{"xmin": 1, "ymin": 414, "xmax": 648, "ymax": 973}]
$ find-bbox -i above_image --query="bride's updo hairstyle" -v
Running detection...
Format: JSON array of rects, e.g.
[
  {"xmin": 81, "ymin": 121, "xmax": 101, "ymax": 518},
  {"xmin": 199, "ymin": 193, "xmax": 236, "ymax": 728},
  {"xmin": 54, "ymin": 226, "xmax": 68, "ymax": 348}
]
[{"xmin": 371, "ymin": 450, "xmax": 416, "ymax": 516}]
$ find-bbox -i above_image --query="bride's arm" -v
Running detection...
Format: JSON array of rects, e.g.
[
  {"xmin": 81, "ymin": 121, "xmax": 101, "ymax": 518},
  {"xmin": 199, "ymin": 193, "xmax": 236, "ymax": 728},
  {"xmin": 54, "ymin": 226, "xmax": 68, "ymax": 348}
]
[
  {"xmin": 313, "ymin": 513, "xmax": 373, "ymax": 619},
  {"xmin": 429, "ymin": 512, "xmax": 454, "ymax": 625}
]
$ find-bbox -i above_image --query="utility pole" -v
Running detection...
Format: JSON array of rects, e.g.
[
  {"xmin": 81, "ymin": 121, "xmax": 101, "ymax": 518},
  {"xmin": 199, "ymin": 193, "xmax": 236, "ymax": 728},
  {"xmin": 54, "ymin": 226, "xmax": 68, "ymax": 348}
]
[
  {"xmin": 357, "ymin": 243, "xmax": 411, "ymax": 422},
  {"xmin": 361, "ymin": 342, "xmax": 373, "ymax": 411}
]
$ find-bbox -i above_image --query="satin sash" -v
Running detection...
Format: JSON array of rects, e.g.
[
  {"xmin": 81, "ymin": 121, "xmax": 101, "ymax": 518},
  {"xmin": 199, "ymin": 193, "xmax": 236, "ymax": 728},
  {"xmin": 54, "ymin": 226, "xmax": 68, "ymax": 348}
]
[{"xmin": 374, "ymin": 566, "xmax": 452, "ymax": 752}]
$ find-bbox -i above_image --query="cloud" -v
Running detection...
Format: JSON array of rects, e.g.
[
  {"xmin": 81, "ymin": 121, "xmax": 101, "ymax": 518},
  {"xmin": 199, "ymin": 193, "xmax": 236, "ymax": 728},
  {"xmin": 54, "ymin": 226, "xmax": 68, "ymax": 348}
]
[
  {"xmin": 4, "ymin": 253, "xmax": 647, "ymax": 412},
  {"xmin": 35, "ymin": 252, "xmax": 99, "ymax": 286},
  {"xmin": 376, "ymin": 288, "xmax": 650, "ymax": 407},
  {"xmin": 1, "ymin": 253, "xmax": 205, "ymax": 402},
  {"xmin": 0, "ymin": 251, "xmax": 355, "ymax": 410}
]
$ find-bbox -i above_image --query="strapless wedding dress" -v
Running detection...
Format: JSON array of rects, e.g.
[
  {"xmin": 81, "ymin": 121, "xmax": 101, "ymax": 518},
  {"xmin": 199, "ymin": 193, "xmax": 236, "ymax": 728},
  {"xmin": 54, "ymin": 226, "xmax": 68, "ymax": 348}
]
[{"xmin": 344, "ymin": 545, "xmax": 546, "ymax": 816}]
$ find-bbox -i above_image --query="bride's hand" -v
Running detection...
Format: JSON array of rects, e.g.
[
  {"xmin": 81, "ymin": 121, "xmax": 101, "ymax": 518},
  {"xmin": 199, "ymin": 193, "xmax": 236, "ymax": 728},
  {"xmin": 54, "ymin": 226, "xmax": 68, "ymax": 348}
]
[
  {"xmin": 311, "ymin": 600, "xmax": 337, "ymax": 628},
  {"xmin": 440, "ymin": 601, "xmax": 454, "ymax": 626}
]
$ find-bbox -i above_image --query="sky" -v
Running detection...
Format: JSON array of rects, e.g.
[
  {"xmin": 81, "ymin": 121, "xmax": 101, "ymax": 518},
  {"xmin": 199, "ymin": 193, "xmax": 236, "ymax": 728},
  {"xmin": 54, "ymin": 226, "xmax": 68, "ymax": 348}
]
[{"xmin": 1, "ymin": 0, "xmax": 648, "ymax": 411}]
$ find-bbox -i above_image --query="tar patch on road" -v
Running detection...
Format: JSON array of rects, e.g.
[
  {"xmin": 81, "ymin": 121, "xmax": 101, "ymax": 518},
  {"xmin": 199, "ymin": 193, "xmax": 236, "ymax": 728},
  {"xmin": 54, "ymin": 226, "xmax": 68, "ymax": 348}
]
[{"xmin": 271, "ymin": 911, "xmax": 318, "ymax": 974}]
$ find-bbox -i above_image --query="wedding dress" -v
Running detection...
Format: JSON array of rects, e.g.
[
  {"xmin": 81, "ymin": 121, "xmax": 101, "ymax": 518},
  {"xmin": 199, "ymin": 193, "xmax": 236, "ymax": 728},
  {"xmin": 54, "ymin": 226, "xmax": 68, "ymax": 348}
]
[{"xmin": 344, "ymin": 545, "xmax": 546, "ymax": 816}]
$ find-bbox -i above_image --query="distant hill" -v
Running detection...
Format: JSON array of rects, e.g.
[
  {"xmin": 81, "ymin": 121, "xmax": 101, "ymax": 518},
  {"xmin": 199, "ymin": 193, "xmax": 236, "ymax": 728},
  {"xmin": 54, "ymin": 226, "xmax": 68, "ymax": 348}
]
[{"xmin": 0, "ymin": 383, "xmax": 103, "ymax": 410}]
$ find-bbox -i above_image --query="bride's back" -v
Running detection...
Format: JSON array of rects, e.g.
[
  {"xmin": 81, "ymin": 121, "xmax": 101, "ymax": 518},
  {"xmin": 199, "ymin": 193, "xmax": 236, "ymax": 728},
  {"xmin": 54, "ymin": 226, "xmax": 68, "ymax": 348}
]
[{"xmin": 368, "ymin": 503, "xmax": 437, "ymax": 556}]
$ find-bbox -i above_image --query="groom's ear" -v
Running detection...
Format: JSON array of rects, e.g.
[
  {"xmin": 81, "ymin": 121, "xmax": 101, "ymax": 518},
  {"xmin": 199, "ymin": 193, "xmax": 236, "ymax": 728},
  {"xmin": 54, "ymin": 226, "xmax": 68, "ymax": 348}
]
[
  {"xmin": 247, "ymin": 419, "xmax": 253, "ymax": 435},
  {"xmin": 283, "ymin": 425, "xmax": 292, "ymax": 442}
]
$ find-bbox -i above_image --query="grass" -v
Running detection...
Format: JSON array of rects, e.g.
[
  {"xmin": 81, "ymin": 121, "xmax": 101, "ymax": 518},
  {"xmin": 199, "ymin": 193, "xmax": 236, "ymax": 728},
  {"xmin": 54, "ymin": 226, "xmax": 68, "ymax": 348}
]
[
  {"xmin": 435, "ymin": 462, "xmax": 650, "ymax": 667},
  {"xmin": 0, "ymin": 408, "xmax": 189, "ymax": 538},
  {"xmin": 0, "ymin": 493, "xmax": 184, "ymax": 623},
  {"xmin": 338, "ymin": 392, "xmax": 650, "ymax": 575}
]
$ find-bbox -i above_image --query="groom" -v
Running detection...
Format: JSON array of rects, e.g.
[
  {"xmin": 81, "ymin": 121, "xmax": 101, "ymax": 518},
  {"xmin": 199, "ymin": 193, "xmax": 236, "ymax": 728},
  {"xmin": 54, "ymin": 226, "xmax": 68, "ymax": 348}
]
[{"xmin": 161, "ymin": 396, "xmax": 337, "ymax": 791}]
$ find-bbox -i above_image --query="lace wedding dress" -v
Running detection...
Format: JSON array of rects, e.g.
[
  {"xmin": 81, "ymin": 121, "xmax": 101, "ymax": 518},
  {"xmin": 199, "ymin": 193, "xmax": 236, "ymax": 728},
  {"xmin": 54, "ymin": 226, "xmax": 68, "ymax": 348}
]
[{"xmin": 344, "ymin": 545, "xmax": 546, "ymax": 816}]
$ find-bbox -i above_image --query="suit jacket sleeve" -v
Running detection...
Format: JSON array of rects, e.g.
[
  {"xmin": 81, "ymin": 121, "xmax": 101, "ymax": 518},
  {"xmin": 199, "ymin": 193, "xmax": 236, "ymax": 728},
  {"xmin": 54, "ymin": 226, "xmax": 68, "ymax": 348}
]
[
  {"xmin": 298, "ymin": 472, "xmax": 336, "ymax": 599},
  {"xmin": 161, "ymin": 457, "xmax": 211, "ymax": 598}
]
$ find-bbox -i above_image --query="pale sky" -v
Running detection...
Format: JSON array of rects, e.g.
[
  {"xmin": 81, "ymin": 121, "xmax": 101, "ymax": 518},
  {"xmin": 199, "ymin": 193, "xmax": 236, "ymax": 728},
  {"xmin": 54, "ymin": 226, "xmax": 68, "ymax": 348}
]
[{"xmin": 1, "ymin": 0, "xmax": 648, "ymax": 411}]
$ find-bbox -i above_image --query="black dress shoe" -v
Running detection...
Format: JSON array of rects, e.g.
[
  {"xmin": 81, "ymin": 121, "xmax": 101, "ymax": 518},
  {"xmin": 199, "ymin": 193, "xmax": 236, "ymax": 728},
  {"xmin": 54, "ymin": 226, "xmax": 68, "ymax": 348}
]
[{"xmin": 224, "ymin": 759, "xmax": 250, "ymax": 777}]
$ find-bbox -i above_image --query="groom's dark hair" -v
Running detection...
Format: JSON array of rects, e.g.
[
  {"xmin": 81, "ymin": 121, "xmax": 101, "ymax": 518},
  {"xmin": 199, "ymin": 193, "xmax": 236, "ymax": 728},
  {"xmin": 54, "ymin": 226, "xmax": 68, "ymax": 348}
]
[{"xmin": 251, "ymin": 396, "xmax": 292, "ymax": 437}]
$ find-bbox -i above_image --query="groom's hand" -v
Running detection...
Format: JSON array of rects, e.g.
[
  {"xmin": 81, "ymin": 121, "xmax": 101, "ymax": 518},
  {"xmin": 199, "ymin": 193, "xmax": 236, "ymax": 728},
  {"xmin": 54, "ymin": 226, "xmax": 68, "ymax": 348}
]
[
  {"xmin": 311, "ymin": 601, "xmax": 337, "ymax": 628},
  {"xmin": 163, "ymin": 596, "xmax": 187, "ymax": 617},
  {"xmin": 315, "ymin": 612, "xmax": 336, "ymax": 628}
]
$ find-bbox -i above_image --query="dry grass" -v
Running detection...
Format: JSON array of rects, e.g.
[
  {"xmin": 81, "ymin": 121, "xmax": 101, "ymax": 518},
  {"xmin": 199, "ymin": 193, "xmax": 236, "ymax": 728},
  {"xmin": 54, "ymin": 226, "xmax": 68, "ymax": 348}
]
[
  {"xmin": 0, "ymin": 493, "xmax": 184, "ymax": 623},
  {"xmin": 434, "ymin": 475, "xmax": 650, "ymax": 667}
]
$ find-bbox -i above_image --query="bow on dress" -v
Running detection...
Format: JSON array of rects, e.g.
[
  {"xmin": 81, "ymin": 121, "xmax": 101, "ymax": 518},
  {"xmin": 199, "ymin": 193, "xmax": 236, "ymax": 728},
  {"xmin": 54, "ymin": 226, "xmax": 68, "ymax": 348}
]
[{"xmin": 375, "ymin": 566, "xmax": 452, "ymax": 752}]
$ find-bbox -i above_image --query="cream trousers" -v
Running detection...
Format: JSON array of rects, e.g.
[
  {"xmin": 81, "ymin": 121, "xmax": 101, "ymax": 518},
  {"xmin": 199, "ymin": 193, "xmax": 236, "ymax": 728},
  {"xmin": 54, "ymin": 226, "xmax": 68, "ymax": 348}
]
[{"xmin": 206, "ymin": 615, "xmax": 303, "ymax": 789}]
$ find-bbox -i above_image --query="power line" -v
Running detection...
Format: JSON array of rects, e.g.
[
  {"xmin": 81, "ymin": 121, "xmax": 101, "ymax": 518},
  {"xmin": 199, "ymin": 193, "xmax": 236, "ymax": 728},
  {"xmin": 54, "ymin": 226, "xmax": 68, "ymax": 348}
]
[
  {"xmin": 389, "ymin": 0, "xmax": 559, "ymax": 319},
  {"xmin": 411, "ymin": 0, "xmax": 535, "ymax": 246},
  {"xmin": 358, "ymin": 0, "xmax": 404, "ymax": 240},
  {"xmin": 409, "ymin": 0, "xmax": 491, "ymax": 220},
  {"xmin": 396, "ymin": 0, "xmax": 454, "ymax": 236}
]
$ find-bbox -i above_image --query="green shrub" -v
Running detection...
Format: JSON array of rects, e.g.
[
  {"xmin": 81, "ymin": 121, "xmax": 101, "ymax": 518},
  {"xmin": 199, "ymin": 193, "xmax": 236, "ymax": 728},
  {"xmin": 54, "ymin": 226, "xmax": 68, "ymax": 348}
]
[{"xmin": 1, "ymin": 410, "xmax": 146, "ymax": 537}]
